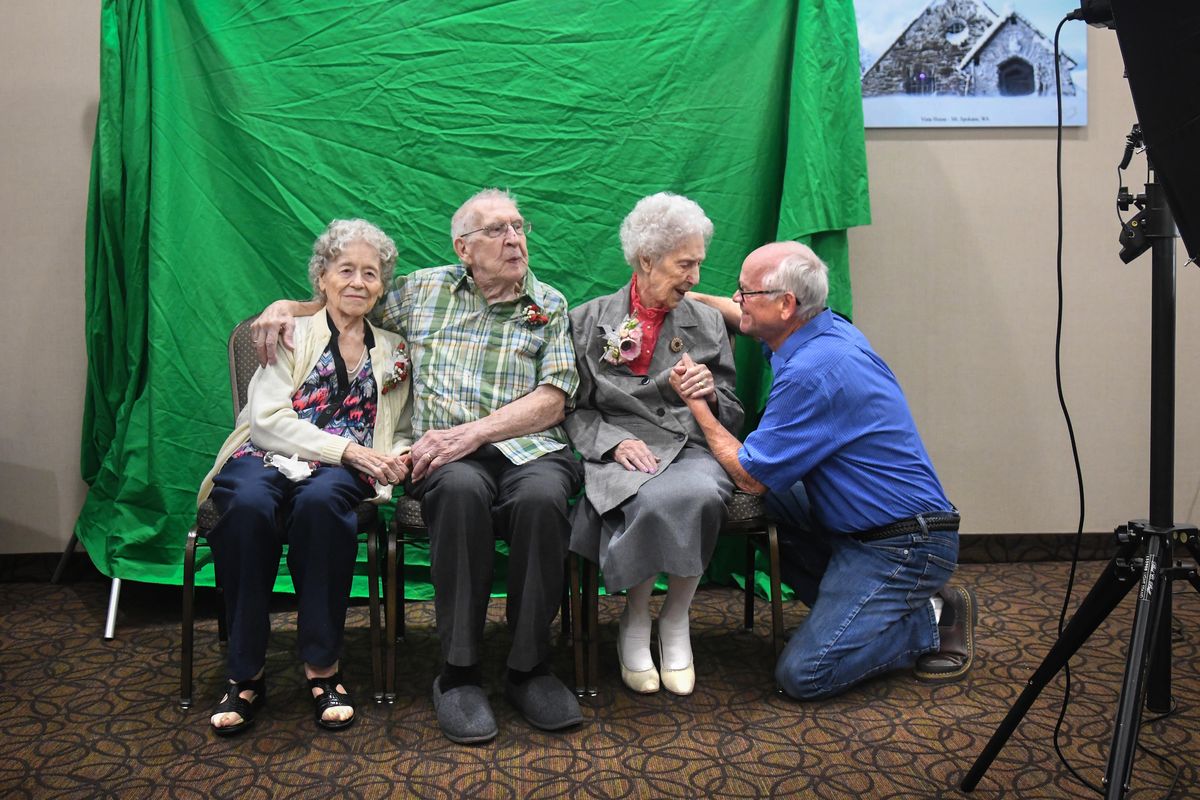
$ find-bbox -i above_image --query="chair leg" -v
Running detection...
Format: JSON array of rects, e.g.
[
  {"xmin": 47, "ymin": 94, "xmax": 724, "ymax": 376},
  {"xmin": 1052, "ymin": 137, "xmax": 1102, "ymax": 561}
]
[
  {"xmin": 385, "ymin": 525, "xmax": 399, "ymax": 703},
  {"xmin": 766, "ymin": 522, "xmax": 784, "ymax": 658},
  {"xmin": 181, "ymin": 529, "xmax": 198, "ymax": 709},
  {"xmin": 585, "ymin": 560, "xmax": 600, "ymax": 697},
  {"xmin": 103, "ymin": 578, "xmax": 122, "ymax": 640},
  {"xmin": 560, "ymin": 560, "xmax": 572, "ymax": 641},
  {"xmin": 743, "ymin": 536, "xmax": 756, "ymax": 630},
  {"xmin": 569, "ymin": 555, "xmax": 584, "ymax": 697},
  {"xmin": 395, "ymin": 532, "xmax": 407, "ymax": 644},
  {"xmin": 367, "ymin": 518, "xmax": 383, "ymax": 704}
]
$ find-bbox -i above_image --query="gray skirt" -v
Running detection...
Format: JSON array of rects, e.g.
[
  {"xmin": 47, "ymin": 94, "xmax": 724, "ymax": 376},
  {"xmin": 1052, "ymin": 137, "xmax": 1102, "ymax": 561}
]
[{"xmin": 569, "ymin": 445, "xmax": 734, "ymax": 591}]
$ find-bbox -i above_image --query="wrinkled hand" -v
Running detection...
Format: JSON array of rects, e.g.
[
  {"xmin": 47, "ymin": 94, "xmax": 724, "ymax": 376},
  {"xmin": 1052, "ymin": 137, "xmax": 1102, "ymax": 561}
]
[
  {"xmin": 409, "ymin": 426, "xmax": 483, "ymax": 481},
  {"xmin": 342, "ymin": 443, "xmax": 409, "ymax": 485},
  {"xmin": 251, "ymin": 301, "xmax": 299, "ymax": 366},
  {"xmin": 669, "ymin": 353, "xmax": 716, "ymax": 403},
  {"xmin": 612, "ymin": 438, "xmax": 660, "ymax": 474}
]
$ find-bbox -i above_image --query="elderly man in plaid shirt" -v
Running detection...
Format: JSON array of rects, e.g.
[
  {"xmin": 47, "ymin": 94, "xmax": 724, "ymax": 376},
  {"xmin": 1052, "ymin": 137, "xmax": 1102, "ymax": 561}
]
[{"xmin": 252, "ymin": 189, "xmax": 584, "ymax": 743}]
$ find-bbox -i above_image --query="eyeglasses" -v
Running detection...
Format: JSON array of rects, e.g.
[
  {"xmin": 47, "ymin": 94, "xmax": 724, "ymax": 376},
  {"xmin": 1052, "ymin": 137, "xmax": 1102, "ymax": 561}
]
[
  {"xmin": 461, "ymin": 219, "xmax": 531, "ymax": 239},
  {"xmin": 734, "ymin": 284, "xmax": 785, "ymax": 302}
]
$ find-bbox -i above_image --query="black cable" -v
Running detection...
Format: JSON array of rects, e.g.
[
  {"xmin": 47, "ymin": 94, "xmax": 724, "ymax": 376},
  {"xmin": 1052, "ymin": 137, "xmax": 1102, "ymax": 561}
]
[
  {"xmin": 1050, "ymin": 15, "xmax": 1102, "ymax": 796},
  {"xmin": 1050, "ymin": 18, "xmax": 1183, "ymax": 799},
  {"xmin": 1136, "ymin": 698, "xmax": 1183, "ymax": 799}
]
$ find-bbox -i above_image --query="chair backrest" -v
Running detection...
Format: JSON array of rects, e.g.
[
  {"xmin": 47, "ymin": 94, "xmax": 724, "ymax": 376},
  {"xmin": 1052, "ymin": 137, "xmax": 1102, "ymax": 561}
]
[{"xmin": 227, "ymin": 315, "xmax": 261, "ymax": 420}]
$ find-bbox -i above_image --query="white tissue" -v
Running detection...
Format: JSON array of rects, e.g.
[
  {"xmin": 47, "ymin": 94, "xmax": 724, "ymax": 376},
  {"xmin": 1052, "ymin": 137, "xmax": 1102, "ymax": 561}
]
[{"xmin": 263, "ymin": 452, "xmax": 313, "ymax": 482}]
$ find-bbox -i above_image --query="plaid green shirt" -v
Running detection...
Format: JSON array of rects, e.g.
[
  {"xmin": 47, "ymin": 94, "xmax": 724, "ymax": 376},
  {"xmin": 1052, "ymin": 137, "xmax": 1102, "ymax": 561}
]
[{"xmin": 371, "ymin": 263, "xmax": 578, "ymax": 464}]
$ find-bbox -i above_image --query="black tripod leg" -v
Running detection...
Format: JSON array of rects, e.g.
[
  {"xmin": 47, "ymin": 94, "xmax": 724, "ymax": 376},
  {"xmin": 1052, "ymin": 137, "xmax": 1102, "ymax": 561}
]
[
  {"xmin": 1182, "ymin": 536, "xmax": 1200, "ymax": 593},
  {"xmin": 1144, "ymin": 535, "xmax": 1173, "ymax": 714},
  {"xmin": 1104, "ymin": 535, "xmax": 1170, "ymax": 799},
  {"xmin": 962, "ymin": 547, "xmax": 1140, "ymax": 792}
]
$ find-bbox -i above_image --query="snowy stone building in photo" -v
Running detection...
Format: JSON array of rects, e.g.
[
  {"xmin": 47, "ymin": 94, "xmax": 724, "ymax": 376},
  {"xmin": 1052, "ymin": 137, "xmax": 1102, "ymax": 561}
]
[{"xmin": 862, "ymin": 0, "xmax": 1077, "ymax": 97}]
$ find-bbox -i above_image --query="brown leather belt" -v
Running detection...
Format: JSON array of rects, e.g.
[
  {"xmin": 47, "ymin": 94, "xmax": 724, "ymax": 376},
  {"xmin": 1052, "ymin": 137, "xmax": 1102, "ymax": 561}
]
[{"xmin": 851, "ymin": 511, "xmax": 960, "ymax": 543}]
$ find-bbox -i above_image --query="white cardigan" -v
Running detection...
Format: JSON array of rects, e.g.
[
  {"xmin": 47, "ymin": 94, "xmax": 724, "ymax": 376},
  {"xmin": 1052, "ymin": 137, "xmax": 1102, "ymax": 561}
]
[{"xmin": 198, "ymin": 314, "xmax": 413, "ymax": 505}]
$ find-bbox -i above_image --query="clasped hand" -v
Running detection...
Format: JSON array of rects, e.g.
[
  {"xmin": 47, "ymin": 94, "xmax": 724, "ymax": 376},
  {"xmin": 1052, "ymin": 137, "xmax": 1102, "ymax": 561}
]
[
  {"xmin": 342, "ymin": 443, "xmax": 410, "ymax": 485},
  {"xmin": 669, "ymin": 353, "xmax": 716, "ymax": 405}
]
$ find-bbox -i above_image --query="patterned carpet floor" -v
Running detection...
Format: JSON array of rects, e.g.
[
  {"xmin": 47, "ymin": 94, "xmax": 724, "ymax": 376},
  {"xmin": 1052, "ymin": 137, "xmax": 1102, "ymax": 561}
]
[{"xmin": 1, "ymin": 560, "xmax": 1198, "ymax": 799}]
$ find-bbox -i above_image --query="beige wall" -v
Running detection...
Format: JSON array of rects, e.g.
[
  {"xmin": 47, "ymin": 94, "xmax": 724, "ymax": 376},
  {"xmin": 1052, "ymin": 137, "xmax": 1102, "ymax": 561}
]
[
  {"xmin": 850, "ymin": 27, "xmax": 1200, "ymax": 534},
  {"xmin": 0, "ymin": 2, "xmax": 98, "ymax": 553},
  {"xmin": 1, "ymin": 18, "xmax": 1196, "ymax": 553}
]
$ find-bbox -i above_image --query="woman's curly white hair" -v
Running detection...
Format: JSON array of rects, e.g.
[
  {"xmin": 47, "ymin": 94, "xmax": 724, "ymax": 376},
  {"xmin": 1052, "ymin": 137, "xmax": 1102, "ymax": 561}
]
[
  {"xmin": 619, "ymin": 192, "xmax": 713, "ymax": 269},
  {"xmin": 307, "ymin": 218, "xmax": 398, "ymax": 300}
]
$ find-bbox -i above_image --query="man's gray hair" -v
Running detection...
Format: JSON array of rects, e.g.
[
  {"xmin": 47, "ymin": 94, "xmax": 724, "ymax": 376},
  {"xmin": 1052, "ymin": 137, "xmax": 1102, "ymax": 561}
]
[
  {"xmin": 307, "ymin": 218, "xmax": 398, "ymax": 300},
  {"xmin": 619, "ymin": 191, "xmax": 713, "ymax": 269},
  {"xmin": 763, "ymin": 247, "xmax": 828, "ymax": 323},
  {"xmin": 451, "ymin": 187, "xmax": 519, "ymax": 243}
]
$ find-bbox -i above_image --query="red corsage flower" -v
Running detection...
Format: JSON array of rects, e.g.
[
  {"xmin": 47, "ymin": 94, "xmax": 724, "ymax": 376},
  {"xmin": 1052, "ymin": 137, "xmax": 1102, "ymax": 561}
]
[
  {"xmin": 520, "ymin": 302, "xmax": 551, "ymax": 329},
  {"xmin": 381, "ymin": 342, "xmax": 410, "ymax": 395}
]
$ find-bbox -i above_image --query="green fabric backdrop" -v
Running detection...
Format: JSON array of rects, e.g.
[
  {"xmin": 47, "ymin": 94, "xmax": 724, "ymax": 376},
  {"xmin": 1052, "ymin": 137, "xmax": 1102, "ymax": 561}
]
[{"xmin": 78, "ymin": 0, "xmax": 871, "ymax": 594}]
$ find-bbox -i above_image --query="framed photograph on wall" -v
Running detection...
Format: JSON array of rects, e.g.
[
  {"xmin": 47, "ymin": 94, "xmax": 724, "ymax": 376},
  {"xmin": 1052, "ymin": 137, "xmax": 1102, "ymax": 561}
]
[{"xmin": 857, "ymin": 0, "xmax": 1087, "ymax": 128}]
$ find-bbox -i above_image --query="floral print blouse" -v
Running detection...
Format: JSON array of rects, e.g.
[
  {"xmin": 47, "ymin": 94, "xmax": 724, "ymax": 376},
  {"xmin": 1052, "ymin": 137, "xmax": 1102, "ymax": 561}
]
[{"xmin": 232, "ymin": 314, "xmax": 379, "ymax": 484}]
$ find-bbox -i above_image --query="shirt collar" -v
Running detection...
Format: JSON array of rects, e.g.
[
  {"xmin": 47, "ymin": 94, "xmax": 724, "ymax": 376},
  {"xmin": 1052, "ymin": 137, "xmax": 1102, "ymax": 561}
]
[
  {"xmin": 451, "ymin": 262, "xmax": 546, "ymax": 306},
  {"xmin": 773, "ymin": 307, "xmax": 832, "ymax": 365}
]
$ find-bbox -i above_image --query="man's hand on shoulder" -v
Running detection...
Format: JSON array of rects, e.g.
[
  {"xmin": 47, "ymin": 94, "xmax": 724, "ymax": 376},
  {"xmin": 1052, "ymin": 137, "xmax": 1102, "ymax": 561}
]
[
  {"xmin": 251, "ymin": 299, "xmax": 321, "ymax": 366},
  {"xmin": 687, "ymin": 291, "xmax": 741, "ymax": 333}
]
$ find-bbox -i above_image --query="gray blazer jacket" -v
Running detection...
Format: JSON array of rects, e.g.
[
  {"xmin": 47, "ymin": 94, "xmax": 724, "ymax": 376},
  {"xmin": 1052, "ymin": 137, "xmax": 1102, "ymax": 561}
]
[{"xmin": 564, "ymin": 283, "xmax": 744, "ymax": 516}]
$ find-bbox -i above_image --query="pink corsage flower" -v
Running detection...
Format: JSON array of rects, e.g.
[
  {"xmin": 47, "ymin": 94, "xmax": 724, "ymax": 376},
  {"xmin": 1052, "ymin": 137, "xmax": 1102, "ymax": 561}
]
[
  {"xmin": 380, "ymin": 342, "xmax": 410, "ymax": 395},
  {"xmin": 601, "ymin": 315, "xmax": 643, "ymax": 365},
  {"xmin": 520, "ymin": 302, "xmax": 551, "ymax": 328}
]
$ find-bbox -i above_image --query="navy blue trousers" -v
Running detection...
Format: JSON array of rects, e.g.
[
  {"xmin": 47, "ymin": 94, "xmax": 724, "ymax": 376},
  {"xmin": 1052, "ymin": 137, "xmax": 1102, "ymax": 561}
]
[{"xmin": 207, "ymin": 455, "xmax": 372, "ymax": 681}]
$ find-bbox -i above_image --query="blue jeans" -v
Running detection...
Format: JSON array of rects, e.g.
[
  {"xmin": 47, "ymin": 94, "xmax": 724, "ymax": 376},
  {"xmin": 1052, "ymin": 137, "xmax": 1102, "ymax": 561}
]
[{"xmin": 768, "ymin": 484, "xmax": 958, "ymax": 700}]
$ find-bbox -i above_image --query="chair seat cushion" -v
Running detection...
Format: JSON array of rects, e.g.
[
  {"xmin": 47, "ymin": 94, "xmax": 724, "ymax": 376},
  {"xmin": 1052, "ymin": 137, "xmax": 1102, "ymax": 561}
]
[
  {"xmin": 394, "ymin": 496, "xmax": 426, "ymax": 529},
  {"xmin": 197, "ymin": 499, "xmax": 222, "ymax": 531},
  {"xmin": 724, "ymin": 491, "xmax": 769, "ymax": 526},
  {"xmin": 195, "ymin": 496, "xmax": 377, "ymax": 532}
]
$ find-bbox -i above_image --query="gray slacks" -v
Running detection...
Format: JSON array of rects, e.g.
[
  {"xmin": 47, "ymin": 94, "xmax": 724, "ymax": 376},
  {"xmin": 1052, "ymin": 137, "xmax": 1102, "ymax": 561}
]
[{"xmin": 405, "ymin": 445, "xmax": 582, "ymax": 671}]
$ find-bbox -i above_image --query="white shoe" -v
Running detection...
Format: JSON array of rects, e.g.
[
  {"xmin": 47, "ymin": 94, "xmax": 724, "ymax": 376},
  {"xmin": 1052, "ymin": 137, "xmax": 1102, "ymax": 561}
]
[
  {"xmin": 657, "ymin": 639, "xmax": 695, "ymax": 696},
  {"xmin": 617, "ymin": 617, "xmax": 659, "ymax": 694}
]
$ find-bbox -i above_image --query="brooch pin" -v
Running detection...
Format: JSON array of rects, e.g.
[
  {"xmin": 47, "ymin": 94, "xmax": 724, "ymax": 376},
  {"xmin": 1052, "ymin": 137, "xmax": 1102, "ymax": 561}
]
[{"xmin": 669, "ymin": 337, "xmax": 684, "ymax": 353}]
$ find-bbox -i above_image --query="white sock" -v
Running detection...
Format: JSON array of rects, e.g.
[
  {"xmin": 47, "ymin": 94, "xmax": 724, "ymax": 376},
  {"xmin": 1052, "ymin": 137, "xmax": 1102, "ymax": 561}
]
[
  {"xmin": 931, "ymin": 595, "xmax": 944, "ymax": 624},
  {"xmin": 658, "ymin": 575, "xmax": 700, "ymax": 671},
  {"xmin": 618, "ymin": 577, "xmax": 656, "ymax": 672}
]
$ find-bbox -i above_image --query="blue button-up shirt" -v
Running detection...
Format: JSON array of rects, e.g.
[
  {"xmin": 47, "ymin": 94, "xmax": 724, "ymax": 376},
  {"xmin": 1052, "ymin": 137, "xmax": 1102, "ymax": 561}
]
[{"xmin": 738, "ymin": 309, "xmax": 950, "ymax": 533}]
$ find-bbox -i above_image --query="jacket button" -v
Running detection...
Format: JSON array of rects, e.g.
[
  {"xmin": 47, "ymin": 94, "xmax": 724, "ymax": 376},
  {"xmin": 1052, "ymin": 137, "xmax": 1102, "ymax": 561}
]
[
  {"xmin": 656, "ymin": 408, "xmax": 665, "ymax": 417},
  {"xmin": 675, "ymin": 432, "xmax": 685, "ymax": 441}
]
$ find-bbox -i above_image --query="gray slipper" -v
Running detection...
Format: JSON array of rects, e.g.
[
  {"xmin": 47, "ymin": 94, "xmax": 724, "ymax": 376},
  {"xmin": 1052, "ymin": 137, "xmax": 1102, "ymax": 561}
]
[
  {"xmin": 432, "ymin": 676, "xmax": 497, "ymax": 744},
  {"xmin": 504, "ymin": 673, "xmax": 583, "ymax": 731}
]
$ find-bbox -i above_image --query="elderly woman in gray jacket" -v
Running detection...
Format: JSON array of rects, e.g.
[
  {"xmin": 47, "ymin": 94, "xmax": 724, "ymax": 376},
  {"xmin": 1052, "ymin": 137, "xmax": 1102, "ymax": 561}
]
[{"xmin": 566, "ymin": 193, "xmax": 744, "ymax": 695}]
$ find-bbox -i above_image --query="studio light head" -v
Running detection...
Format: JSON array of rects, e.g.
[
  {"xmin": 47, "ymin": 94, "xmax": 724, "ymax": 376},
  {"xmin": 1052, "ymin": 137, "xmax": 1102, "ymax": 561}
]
[{"xmin": 1105, "ymin": 0, "xmax": 1200, "ymax": 262}]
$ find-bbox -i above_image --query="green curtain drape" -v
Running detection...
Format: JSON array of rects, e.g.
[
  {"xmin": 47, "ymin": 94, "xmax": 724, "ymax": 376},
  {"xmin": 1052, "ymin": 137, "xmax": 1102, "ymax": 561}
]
[{"xmin": 78, "ymin": 0, "xmax": 871, "ymax": 595}]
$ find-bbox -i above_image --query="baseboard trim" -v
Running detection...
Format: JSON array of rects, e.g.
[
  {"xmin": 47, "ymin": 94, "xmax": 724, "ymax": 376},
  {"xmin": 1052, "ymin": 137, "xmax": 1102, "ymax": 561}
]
[{"xmin": 958, "ymin": 531, "xmax": 1117, "ymax": 563}]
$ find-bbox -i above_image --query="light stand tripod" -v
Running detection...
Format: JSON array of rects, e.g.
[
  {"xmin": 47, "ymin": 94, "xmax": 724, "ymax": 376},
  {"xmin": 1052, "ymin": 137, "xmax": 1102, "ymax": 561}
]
[{"xmin": 961, "ymin": 131, "xmax": 1200, "ymax": 799}]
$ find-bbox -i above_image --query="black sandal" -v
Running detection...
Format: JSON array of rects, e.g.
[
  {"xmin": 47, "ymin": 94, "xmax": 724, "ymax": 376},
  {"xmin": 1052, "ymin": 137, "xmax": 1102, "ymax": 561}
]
[
  {"xmin": 309, "ymin": 670, "xmax": 355, "ymax": 731},
  {"xmin": 210, "ymin": 676, "xmax": 266, "ymax": 737}
]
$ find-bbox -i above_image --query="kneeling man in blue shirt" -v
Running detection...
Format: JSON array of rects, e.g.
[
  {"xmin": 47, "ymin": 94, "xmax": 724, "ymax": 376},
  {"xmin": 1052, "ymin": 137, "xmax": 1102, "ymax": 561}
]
[{"xmin": 677, "ymin": 241, "xmax": 974, "ymax": 699}]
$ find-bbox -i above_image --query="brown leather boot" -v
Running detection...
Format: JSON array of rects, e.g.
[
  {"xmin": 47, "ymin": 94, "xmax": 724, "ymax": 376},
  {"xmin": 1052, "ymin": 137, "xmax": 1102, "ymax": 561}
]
[{"xmin": 914, "ymin": 585, "xmax": 976, "ymax": 683}]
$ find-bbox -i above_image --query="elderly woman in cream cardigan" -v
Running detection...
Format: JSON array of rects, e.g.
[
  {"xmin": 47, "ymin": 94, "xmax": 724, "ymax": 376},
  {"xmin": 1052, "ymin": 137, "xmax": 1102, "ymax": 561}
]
[{"xmin": 197, "ymin": 219, "xmax": 413, "ymax": 736}]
